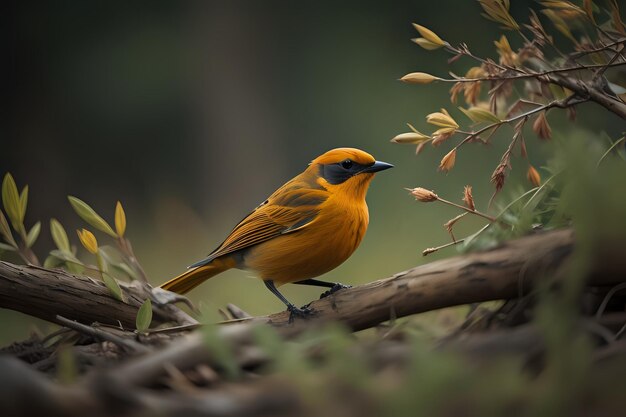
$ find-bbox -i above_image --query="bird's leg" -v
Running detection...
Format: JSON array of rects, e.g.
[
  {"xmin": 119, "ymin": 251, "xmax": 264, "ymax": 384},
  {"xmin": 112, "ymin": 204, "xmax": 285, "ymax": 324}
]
[
  {"xmin": 264, "ymin": 280, "xmax": 314, "ymax": 322},
  {"xmin": 293, "ymin": 279, "xmax": 352, "ymax": 299}
]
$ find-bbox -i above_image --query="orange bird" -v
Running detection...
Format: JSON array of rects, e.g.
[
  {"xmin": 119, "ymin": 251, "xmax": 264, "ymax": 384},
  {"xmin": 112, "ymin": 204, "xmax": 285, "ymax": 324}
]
[{"xmin": 160, "ymin": 148, "xmax": 392, "ymax": 317}]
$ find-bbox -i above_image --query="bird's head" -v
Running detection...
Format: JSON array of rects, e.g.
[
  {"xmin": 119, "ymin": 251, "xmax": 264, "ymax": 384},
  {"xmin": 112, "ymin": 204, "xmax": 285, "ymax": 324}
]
[{"xmin": 308, "ymin": 148, "xmax": 393, "ymax": 199}]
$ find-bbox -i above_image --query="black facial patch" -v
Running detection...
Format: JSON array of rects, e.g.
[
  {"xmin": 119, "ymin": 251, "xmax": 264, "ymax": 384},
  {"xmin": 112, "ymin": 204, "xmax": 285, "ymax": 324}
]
[{"xmin": 319, "ymin": 160, "xmax": 373, "ymax": 185}]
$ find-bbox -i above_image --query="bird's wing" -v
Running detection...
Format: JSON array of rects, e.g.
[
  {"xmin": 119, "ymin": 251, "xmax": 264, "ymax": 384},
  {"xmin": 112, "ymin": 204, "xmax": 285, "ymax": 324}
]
[{"xmin": 189, "ymin": 185, "xmax": 327, "ymax": 268}]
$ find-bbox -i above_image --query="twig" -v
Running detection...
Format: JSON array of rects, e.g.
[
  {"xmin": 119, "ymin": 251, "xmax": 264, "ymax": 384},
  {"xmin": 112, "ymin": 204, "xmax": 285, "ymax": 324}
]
[
  {"xmin": 423, "ymin": 239, "xmax": 464, "ymax": 256},
  {"xmin": 443, "ymin": 62, "xmax": 626, "ymax": 84},
  {"xmin": 595, "ymin": 283, "xmax": 626, "ymax": 319},
  {"xmin": 55, "ymin": 315, "xmax": 150, "ymax": 353},
  {"xmin": 593, "ymin": 44, "xmax": 625, "ymax": 81},
  {"xmin": 226, "ymin": 303, "xmax": 252, "ymax": 319},
  {"xmin": 597, "ymin": 136, "xmax": 626, "ymax": 167},
  {"xmin": 454, "ymin": 96, "xmax": 587, "ymax": 151},
  {"xmin": 436, "ymin": 197, "xmax": 497, "ymax": 222}
]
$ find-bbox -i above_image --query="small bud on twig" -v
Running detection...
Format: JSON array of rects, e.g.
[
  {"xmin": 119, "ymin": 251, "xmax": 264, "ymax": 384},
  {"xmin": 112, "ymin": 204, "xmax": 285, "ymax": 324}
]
[
  {"xmin": 400, "ymin": 72, "xmax": 441, "ymax": 84},
  {"xmin": 463, "ymin": 185, "xmax": 475, "ymax": 211},
  {"xmin": 439, "ymin": 149, "xmax": 457, "ymax": 172},
  {"xmin": 532, "ymin": 112, "xmax": 552, "ymax": 140},
  {"xmin": 407, "ymin": 187, "xmax": 439, "ymax": 202},
  {"xmin": 527, "ymin": 165, "xmax": 541, "ymax": 187},
  {"xmin": 412, "ymin": 23, "xmax": 446, "ymax": 47}
]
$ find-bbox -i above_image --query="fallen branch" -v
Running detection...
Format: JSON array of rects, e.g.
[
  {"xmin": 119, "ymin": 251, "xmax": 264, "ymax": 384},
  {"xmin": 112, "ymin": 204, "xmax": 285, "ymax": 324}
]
[
  {"xmin": 90, "ymin": 228, "xmax": 626, "ymax": 388},
  {"xmin": 2, "ymin": 228, "xmax": 624, "ymax": 334},
  {"xmin": 0, "ymin": 262, "xmax": 197, "ymax": 328}
]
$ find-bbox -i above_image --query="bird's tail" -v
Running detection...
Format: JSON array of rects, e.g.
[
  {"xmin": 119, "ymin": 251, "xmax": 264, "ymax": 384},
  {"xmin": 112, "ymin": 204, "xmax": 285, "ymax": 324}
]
[{"xmin": 160, "ymin": 257, "xmax": 234, "ymax": 294}]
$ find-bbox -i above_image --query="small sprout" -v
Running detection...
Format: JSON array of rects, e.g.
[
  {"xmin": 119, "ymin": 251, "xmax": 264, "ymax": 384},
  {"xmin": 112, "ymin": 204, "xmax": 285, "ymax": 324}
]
[
  {"xmin": 412, "ymin": 23, "xmax": 446, "ymax": 47},
  {"xmin": 68, "ymin": 196, "xmax": 117, "ymax": 238},
  {"xmin": 439, "ymin": 149, "xmax": 457, "ymax": 172},
  {"xmin": 2, "ymin": 173, "xmax": 22, "ymax": 230},
  {"xmin": 431, "ymin": 128, "xmax": 455, "ymax": 146},
  {"xmin": 77, "ymin": 228, "xmax": 98, "ymax": 255},
  {"xmin": 463, "ymin": 185, "xmax": 475, "ymax": 211},
  {"xmin": 532, "ymin": 112, "xmax": 552, "ymax": 140},
  {"xmin": 25, "ymin": 221, "xmax": 41, "ymax": 248},
  {"xmin": 103, "ymin": 273, "xmax": 125, "ymax": 302},
  {"xmin": 400, "ymin": 72, "xmax": 441, "ymax": 84},
  {"xmin": 50, "ymin": 219, "xmax": 70, "ymax": 252},
  {"xmin": 494, "ymin": 34, "xmax": 518, "ymax": 66},
  {"xmin": 136, "ymin": 299, "xmax": 153, "ymax": 332},
  {"xmin": 407, "ymin": 187, "xmax": 439, "ymax": 202},
  {"xmin": 411, "ymin": 38, "xmax": 444, "ymax": 50},
  {"xmin": 459, "ymin": 106, "xmax": 501, "ymax": 124},
  {"xmin": 426, "ymin": 109, "xmax": 459, "ymax": 130},
  {"xmin": 478, "ymin": 0, "xmax": 520, "ymax": 30},
  {"xmin": 527, "ymin": 165, "xmax": 542, "ymax": 187},
  {"xmin": 391, "ymin": 131, "xmax": 431, "ymax": 144},
  {"xmin": 0, "ymin": 242, "xmax": 16, "ymax": 252},
  {"xmin": 0, "ymin": 210, "xmax": 17, "ymax": 248},
  {"xmin": 18, "ymin": 186, "xmax": 28, "ymax": 226},
  {"xmin": 541, "ymin": 9, "xmax": 577, "ymax": 43},
  {"xmin": 115, "ymin": 201, "xmax": 126, "ymax": 238}
]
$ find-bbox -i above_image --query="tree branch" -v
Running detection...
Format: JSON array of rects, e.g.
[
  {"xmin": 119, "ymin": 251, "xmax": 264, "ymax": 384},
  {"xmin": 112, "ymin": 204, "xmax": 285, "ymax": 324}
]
[
  {"xmin": 2, "ymin": 228, "xmax": 624, "ymax": 341},
  {"xmin": 0, "ymin": 262, "xmax": 197, "ymax": 328},
  {"xmin": 547, "ymin": 73, "xmax": 626, "ymax": 119}
]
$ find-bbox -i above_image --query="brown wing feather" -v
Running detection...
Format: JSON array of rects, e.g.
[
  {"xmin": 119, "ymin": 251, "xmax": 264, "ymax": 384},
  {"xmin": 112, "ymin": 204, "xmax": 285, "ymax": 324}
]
[{"xmin": 189, "ymin": 173, "xmax": 327, "ymax": 268}]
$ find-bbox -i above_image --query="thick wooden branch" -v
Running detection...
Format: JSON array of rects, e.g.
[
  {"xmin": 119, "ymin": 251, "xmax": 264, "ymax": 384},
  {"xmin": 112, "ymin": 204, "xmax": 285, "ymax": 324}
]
[
  {"xmin": 256, "ymin": 228, "xmax": 588, "ymax": 330},
  {"xmin": 0, "ymin": 262, "xmax": 197, "ymax": 328},
  {"xmin": 91, "ymin": 228, "xmax": 626, "ymax": 389},
  {"xmin": 1, "ymin": 228, "xmax": 624, "ymax": 338}
]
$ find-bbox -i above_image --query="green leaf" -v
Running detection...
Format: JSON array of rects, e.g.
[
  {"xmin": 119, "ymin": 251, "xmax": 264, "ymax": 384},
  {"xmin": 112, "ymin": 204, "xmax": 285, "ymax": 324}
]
[
  {"xmin": 49, "ymin": 249, "xmax": 83, "ymax": 265},
  {"xmin": 43, "ymin": 255, "xmax": 63, "ymax": 268},
  {"xmin": 68, "ymin": 196, "xmax": 117, "ymax": 238},
  {"xmin": 135, "ymin": 299, "xmax": 153, "ymax": 332},
  {"xmin": 459, "ymin": 106, "xmax": 501, "ymax": 124},
  {"xmin": 25, "ymin": 221, "xmax": 41, "ymax": 248},
  {"xmin": 2, "ymin": 173, "xmax": 22, "ymax": 230},
  {"xmin": 103, "ymin": 273, "xmax": 124, "ymax": 302},
  {"xmin": 65, "ymin": 262, "xmax": 85, "ymax": 275},
  {"xmin": 19, "ymin": 185, "xmax": 28, "ymax": 224},
  {"xmin": 0, "ymin": 242, "xmax": 17, "ymax": 252},
  {"xmin": 0, "ymin": 210, "xmax": 17, "ymax": 248},
  {"xmin": 50, "ymin": 218, "xmax": 70, "ymax": 252},
  {"xmin": 111, "ymin": 262, "xmax": 140, "ymax": 281}
]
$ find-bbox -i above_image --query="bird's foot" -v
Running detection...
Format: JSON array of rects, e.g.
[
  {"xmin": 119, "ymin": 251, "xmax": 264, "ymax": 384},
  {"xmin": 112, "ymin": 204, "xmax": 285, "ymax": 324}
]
[
  {"xmin": 287, "ymin": 303, "xmax": 315, "ymax": 323},
  {"xmin": 319, "ymin": 283, "xmax": 352, "ymax": 299}
]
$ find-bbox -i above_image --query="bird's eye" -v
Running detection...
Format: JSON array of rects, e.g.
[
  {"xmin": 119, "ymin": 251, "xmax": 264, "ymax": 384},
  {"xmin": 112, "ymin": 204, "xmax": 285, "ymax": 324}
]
[{"xmin": 340, "ymin": 159, "xmax": 353, "ymax": 169}]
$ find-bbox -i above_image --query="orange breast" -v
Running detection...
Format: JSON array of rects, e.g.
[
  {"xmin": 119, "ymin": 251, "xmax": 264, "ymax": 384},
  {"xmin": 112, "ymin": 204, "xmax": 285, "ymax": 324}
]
[{"xmin": 242, "ymin": 195, "xmax": 369, "ymax": 285}]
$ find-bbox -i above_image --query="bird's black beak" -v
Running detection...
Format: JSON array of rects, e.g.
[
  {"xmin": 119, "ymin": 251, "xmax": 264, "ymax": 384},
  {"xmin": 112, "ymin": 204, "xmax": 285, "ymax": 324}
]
[{"xmin": 362, "ymin": 160, "xmax": 394, "ymax": 173}]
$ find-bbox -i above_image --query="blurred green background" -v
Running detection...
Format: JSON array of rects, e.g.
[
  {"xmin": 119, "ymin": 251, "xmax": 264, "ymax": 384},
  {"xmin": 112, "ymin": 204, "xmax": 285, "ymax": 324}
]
[{"xmin": 2, "ymin": 0, "xmax": 623, "ymax": 342}]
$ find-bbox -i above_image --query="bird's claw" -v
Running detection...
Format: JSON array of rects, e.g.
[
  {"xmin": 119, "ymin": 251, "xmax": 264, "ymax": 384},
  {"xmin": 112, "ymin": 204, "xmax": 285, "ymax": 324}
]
[
  {"xmin": 319, "ymin": 283, "xmax": 352, "ymax": 299},
  {"xmin": 287, "ymin": 303, "xmax": 315, "ymax": 323}
]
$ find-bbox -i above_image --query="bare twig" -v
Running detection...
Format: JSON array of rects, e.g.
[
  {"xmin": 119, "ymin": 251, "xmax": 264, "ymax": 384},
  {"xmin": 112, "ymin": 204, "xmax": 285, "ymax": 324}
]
[
  {"xmin": 55, "ymin": 315, "xmax": 150, "ymax": 354},
  {"xmin": 444, "ymin": 61, "xmax": 626, "ymax": 84}
]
